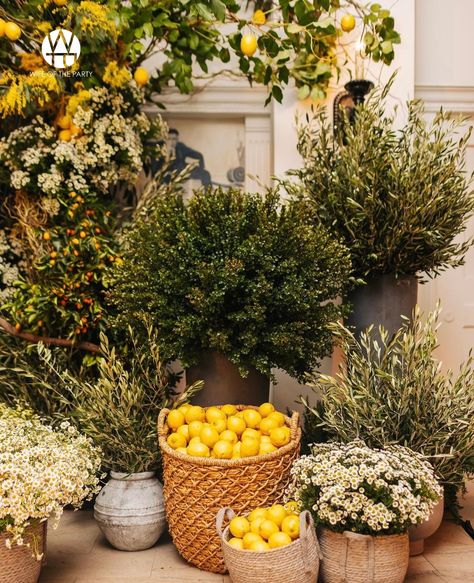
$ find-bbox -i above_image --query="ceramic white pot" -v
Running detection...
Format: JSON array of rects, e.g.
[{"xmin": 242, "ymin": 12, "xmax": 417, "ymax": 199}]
[
  {"xmin": 94, "ymin": 471, "xmax": 166, "ymax": 551},
  {"xmin": 409, "ymin": 495, "xmax": 444, "ymax": 556}
]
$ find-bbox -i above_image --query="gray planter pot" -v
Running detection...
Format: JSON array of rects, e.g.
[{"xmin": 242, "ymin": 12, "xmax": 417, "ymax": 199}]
[
  {"xmin": 186, "ymin": 350, "xmax": 270, "ymax": 406},
  {"xmin": 347, "ymin": 274, "xmax": 418, "ymax": 338},
  {"xmin": 94, "ymin": 471, "xmax": 166, "ymax": 551}
]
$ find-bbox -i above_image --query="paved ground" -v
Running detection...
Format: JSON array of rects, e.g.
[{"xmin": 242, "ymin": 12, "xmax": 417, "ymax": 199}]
[{"xmin": 39, "ymin": 483, "xmax": 474, "ymax": 583}]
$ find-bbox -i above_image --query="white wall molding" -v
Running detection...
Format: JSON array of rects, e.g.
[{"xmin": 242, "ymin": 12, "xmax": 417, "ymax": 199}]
[{"xmin": 415, "ymin": 85, "xmax": 474, "ymax": 114}]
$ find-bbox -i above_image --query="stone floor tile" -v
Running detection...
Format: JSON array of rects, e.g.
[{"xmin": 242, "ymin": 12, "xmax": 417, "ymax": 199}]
[
  {"xmin": 424, "ymin": 521, "xmax": 474, "ymax": 555},
  {"xmin": 407, "ymin": 555, "xmax": 439, "ymax": 576},
  {"xmin": 425, "ymin": 550, "xmax": 474, "ymax": 579}
]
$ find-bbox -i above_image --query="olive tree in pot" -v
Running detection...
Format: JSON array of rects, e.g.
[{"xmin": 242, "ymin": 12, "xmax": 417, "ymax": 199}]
[
  {"xmin": 109, "ymin": 187, "xmax": 352, "ymax": 405},
  {"xmin": 288, "ymin": 85, "xmax": 474, "ymax": 336},
  {"xmin": 36, "ymin": 324, "xmax": 202, "ymax": 551},
  {"xmin": 302, "ymin": 306, "xmax": 474, "ymax": 554}
]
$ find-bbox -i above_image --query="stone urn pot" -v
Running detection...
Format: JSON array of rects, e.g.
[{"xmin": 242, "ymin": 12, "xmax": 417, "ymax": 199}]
[
  {"xmin": 409, "ymin": 494, "xmax": 445, "ymax": 556},
  {"xmin": 94, "ymin": 471, "xmax": 166, "ymax": 551}
]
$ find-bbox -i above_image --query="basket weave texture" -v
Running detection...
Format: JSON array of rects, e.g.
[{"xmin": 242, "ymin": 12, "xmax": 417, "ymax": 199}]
[
  {"xmin": 217, "ymin": 507, "xmax": 321, "ymax": 583},
  {"xmin": 319, "ymin": 528, "xmax": 409, "ymax": 583},
  {"xmin": 0, "ymin": 521, "xmax": 47, "ymax": 583},
  {"xmin": 157, "ymin": 405, "xmax": 301, "ymax": 573}
]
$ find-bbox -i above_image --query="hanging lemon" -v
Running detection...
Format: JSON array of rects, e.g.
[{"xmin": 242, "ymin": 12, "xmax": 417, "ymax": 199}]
[
  {"xmin": 5, "ymin": 22, "xmax": 21, "ymax": 41},
  {"xmin": 341, "ymin": 13, "xmax": 356, "ymax": 32},
  {"xmin": 0, "ymin": 19, "xmax": 6, "ymax": 37},
  {"xmin": 134, "ymin": 67, "xmax": 149, "ymax": 86},
  {"xmin": 252, "ymin": 10, "xmax": 266, "ymax": 25},
  {"xmin": 58, "ymin": 129, "xmax": 72, "ymax": 142},
  {"xmin": 53, "ymin": 0, "xmax": 68, "ymax": 6},
  {"xmin": 57, "ymin": 114, "xmax": 72, "ymax": 130},
  {"xmin": 240, "ymin": 34, "xmax": 257, "ymax": 57}
]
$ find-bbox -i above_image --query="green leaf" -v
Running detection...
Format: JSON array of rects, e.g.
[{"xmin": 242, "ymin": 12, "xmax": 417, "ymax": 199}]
[
  {"xmin": 287, "ymin": 23, "xmax": 304, "ymax": 34},
  {"xmin": 211, "ymin": 0, "xmax": 226, "ymax": 21},
  {"xmin": 297, "ymin": 84, "xmax": 310, "ymax": 100},
  {"xmin": 381, "ymin": 40, "xmax": 393, "ymax": 54}
]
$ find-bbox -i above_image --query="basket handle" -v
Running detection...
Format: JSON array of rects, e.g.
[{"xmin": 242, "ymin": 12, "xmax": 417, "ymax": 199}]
[
  {"xmin": 216, "ymin": 507, "xmax": 236, "ymax": 540},
  {"xmin": 299, "ymin": 510, "xmax": 323, "ymax": 574},
  {"xmin": 340, "ymin": 531, "xmax": 375, "ymax": 583},
  {"xmin": 288, "ymin": 411, "xmax": 300, "ymax": 441}
]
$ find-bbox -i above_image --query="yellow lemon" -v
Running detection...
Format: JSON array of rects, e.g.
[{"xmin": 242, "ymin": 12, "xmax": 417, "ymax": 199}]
[
  {"xmin": 266, "ymin": 504, "xmax": 287, "ymax": 527},
  {"xmin": 240, "ymin": 437, "xmax": 260, "ymax": 458},
  {"xmin": 227, "ymin": 415, "xmax": 246, "ymax": 436},
  {"xmin": 188, "ymin": 420, "xmax": 204, "ymax": 438},
  {"xmin": 252, "ymin": 9, "xmax": 266, "ymax": 25},
  {"xmin": 188, "ymin": 436, "xmax": 201, "ymax": 445},
  {"xmin": 259, "ymin": 417, "xmax": 279, "ymax": 435},
  {"xmin": 221, "ymin": 404, "xmax": 237, "ymax": 416},
  {"xmin": 259, "ymin": 442, "xmax": 277, "ymax": 456},
  {"xmin": 268, "ymin": 411, "xmax": 286, "ymax": 427},
  {"xmin": 213, "ymin": 439, "xmax": 233, "ymax": 459},
  {"xmin": 243, "ymin": 532, "xmax": 264, "ymax": 549},
  {"xmin": 227, "ymin": 537, "xmax": 244, "ymax": 550},
  {"xmin": 0, "ymin": 19, "xmax": 6, "ymax": 37},
  {"xmin": 70, "ymin": 124, "xmax": 82, "ymax": 137},
  {"xmin": 243, "ymin": 409, "xmax": 262, "ymax": 429},
  {"xmin": 242, "ymin": 428, "xmax": 260, "ymax": 441},
  {"xmin": 134, "ymin": 67, "xmax": 149, "ymax": 86},
  {"xmin": 53, "ymin": 0, "xmax": 68, "ymax": 5},
  {"xmin": 5, "ymin": 22, "xmax": 21, "ymax": 42},
  {"xmin": 269, "ymin": 426, "xmax": 291, "ymax": 447},
  {"xmin": 167, "ymin": 409, "xmax": 185, "ymax": 431},
  {"xmin": 176, "ymin": 447, "xmax": 187, "ymax": 454},
  {"xmin": 258, "ymin": 402, "xmax": 275, "ymax": 417},
  {"xmin": 268, "ymin": 531, "xmax": 292, "ymax": 549},
  {"xmin": 177, "ymin": 404, "xmax": 191, "ymax": 416},
  {"xmin": 250, "ymin": 516, "xmax": 265, "ymax": 535},
  {"xmin": 57, "ymin": 114, "xmax": 72, "ymax": 130},
  {"xmin": 210, "ymin": 418, "xmax": 226, "ymax": 434},
  {"xmin": 186, "ymin": 441, "xmax": 210, "ymax": 457},
  {"xmin": 185, "ymin": 405, "xmax": 205, "ymax": 423},
  {"xmin": 281, "ymin": 514, "xmax": 300, "ymax": 540},
  {"xmin": 58, "ymin": 129, "xmax": 72, "ymax": 142},
  {"xmin": 248, "ymin": 508, "xmax": 267, "ymax": 522},
  {"xmin": 176, "ymin": 424, "xmax": 189, "ymax": 441},
  {"xmin": 260, "ymin": 435, "xmax": 272, "ymax": 444},
  {"xmin": 240, "ymin": 33, "xmax": 257, "ymax": 57},
  {"xmin": 232, "ymin": 442, "xmax": 241, "ymax": 458},
  {"xmin": 259, "ymin": 519, "xmax": 279, "ymax": 540},
  {"xmin": 206, "ymin": 406, "xmax": 226, "ymax": 423},
  {"xmin": 219, "ymin": 429, "xmax": 238, "ymax": 445},
  {"xmin": 249, "ymin": 539, "xmax": 270, "ymax": 552},
  {"xmin": 229, "ymin": 516, "xmax": 250, "ymax": 538},
  {"xmin": 200, "ymin": 426, "xmax": 220, "ymax": 448},
  {"xmin": 284, "ymin": 500, "xmax": 299, "ymax": 515},
  {"xmin": 167, "ymin": 432, "xmax": 187, "ymax": 450},
  {"xmin": 341, "ymin": 13, "xmax": 356, "ymax": 33},
  {"xmin": 235, "ymin": 411, "xmax": 245, "ymax": 419}
]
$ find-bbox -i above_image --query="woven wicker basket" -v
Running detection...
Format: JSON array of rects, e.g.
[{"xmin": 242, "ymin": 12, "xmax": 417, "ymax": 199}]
[
  {"xmin": 157, "ymin": 405, "xmax": 301, "ymax": 574},
  {"xmin": 217, "ymin": 507, "xmax": 321, "ymax": 583},
  {"xmin": 319, "ymin": 528, "xmax": 409, "ymax": 583},
  {"xmin": 0, "ymin": 521, "xmax": 47, "ymax": 583}
]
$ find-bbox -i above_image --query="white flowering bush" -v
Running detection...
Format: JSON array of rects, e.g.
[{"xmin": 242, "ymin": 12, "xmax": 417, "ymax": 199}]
[
  {"xmin": 0, "ymin": 405, "xmax": 101, "ymax": 557},
  {"xmin": 287, "ymin": 441, "xmax": 442, "ymax": 536}
]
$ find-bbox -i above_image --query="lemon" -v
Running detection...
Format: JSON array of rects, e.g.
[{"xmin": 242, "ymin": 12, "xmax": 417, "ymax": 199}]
[
  {"xmin": 243, "ymin": 409, "xmax": 262, "ymax": 429},
  {"xmin": 187, "ymin": 441, "xmax": 210, "ymax": 457},
  {"xmin": 134, "ymin": 67, "xmax": 149, "ymax": 86},
  {"xmin": 210, "ymin": 418, "xmax": 227, "ymax": 434},
  {"xmin": 252, "ymin": 9, "xmax": 266, "ymax": 25},
  {"xmin": 188, "ymin": 420, "xmax": 204, "ymax": 438},
  {"xmin": 281, "ymin": 514, "xmax": 300, "ymax": 540},
  {"xmin": 219, "ymin": 429, "xmax": 238, "ymax": 445},
  {"xmin": 240, "ymin": 437, "xmax": 260, "ymax": 457},
  {"xmin": 260, "ymin": 435, "xmax": 272, "ymax": 444},
  {"xmin": 188, "ymin": 436, "xmax": 201, "ymax": 445},
  {"xmin": 235, "ymin": 411, "xmax": 245, "ymax": 419},
  {"xmin": 206, "ymin": 406, "xmax": 226, "ymax": 423},
  {"xmin": 167, "ymin": 432, "xmax": 187, "ymax": 449},
  {"xmin": 229, "ymin": 516, "xmax": 250, "ymax": 538},
  {"xmin": 167, "ymin": 409, "xmax": 185, "ymax": 431},
  {"xmin": 250, "ymin": 516, "xmax": 265, "ymax": 535},
  {"xmin": 259, "ymin": 519, "xmax": 279, "ymax": 540},
  {"xmin": 70, "ymin": 124, "xmax": 82, "ymax": 137},
  {"xmin": 176, "ymin": 424, "xmax": 189, "ymax": 441},
  {"xmin": 243, "ymin": 532, "xmax": 264, "ymax": 549},
  {"xmin": 227, "ymin": 415, "xmax": 246, "ymax": 436},
  {"xmin": 269, "ymin": 426, "xmax": 291, "ymax": 447},
  {"xmin": 200, "ymin": 426, "xmax": 220, "ymax": 448},
  {"xmin": 268, "ymin": 531, "xmax": 292, "ymax": 549},
  {"xmin": 211, "ymin": 439, "xmax": 232, "ymax": 459},
  {"xmin": 259, "ymin": 417, "xmax": 279, "ymax": 435},
  {"xmin": 284, "ymin": 500, "xmax": 299, "ymax": 514},
  {"xmin": 57, "ymin": 114, "xmax": 72, "ymax": 130},
  {"xmin": 258, "ymin": 402, "xmax": 275, "ymax": 417},
  {"xmin": 240, "ymin": 33, "xmax": 257, "ymax": 57},
  {"xmin": 58, "ymin": 129, "xmax": 72, "ymax": 142},
  {"xmin": 5, "ymin": 22, "xmax": 21, "ymax": 42},
  {"xmin": 241, "ymin": 428, "xmax": 260, "ymax": 441},
  {"xmin": 248, "ymin": 507, "xmax": 267, "ymax": 522},
  {"xmin": 176, "ymin": 447, "xmax": 187, "ymax": 454},
  {"xmin": 177, "ymin": 404, "xmax": 191, "ymax": 416},
  {"xmin": 54, "ymin": 0, "xmax": 68, "ymax": 5},
  {"xmin": 227, "ymin": 537, "xmax": 244, "ymax": 550},
  {"xmin": 268, "ymin": 411, "xmax": 285, "ymax": 427},
  {"xmin": 0, "ymin": 19, "xmax": 6, "ymax": 37},
  {"xmin": 249, "ymin": 539, "xmax": 270, "ymax": 552},
  {"xmin": 185, "ymin": 405, "xmax": 206, "ymax": 423},
  {"xmin": 259, "ymin": 442, "xmax": 277, "ymax": 456},
  {"xmin": 341, "ymin": 13, "xmax": 356, "ymax": 33},
  {"xmin": 221, "ymin": 404, "xmax": 237, "ymax": 416},
  {"xmin": 266, "ymin": 504, "xmax": 287, "ymax": 527},
  {"xmin": 232, "ymin": 442, "xmax": 241, "ymax": 458}
]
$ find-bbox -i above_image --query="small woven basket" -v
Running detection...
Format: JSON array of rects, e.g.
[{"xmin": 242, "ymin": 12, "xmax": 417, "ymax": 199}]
[
  {"xmin": 157, "ymin": 405, "xmax": 301, "ymax": 573},
  {"xmin": 319, "ymin": 528, "xmax": 409, "ymax": 583},
  {"xmin": 0, "ymin": 521, "xmax": 47, "ymax": 583},
  {"xmin": 217, "ymin": 507, "xmax": 321, "ymax": 583}
]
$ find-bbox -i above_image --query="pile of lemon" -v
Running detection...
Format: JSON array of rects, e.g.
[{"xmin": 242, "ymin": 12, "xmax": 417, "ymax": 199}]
[
  {"xmin": 165, "ymin": 403, "xmax": 291, "ymax": 459},
  {"xmin": 227, "ymin": 503, "xmax": 300, "ymax": 552}
]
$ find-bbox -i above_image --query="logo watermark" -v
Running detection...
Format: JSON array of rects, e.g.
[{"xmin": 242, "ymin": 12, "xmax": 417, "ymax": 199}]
[{"xmin": 41, "ymin": 29, "xmax": 81, "ymax": 69}]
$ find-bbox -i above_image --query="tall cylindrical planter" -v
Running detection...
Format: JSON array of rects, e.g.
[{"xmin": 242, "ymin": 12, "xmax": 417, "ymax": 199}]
[
  {"xmin": 186, "ymin": 350, "xmax": 270, "ymax": 406},
  {"xmin": 347, "ymin": 274, "xmax": 418, "ymax": 338},
  {"xmin": 94, "ymin": 471, "xmax": 166, "ymax": 551},
  {"xmin": 409, "ymin": 494, "xmax": 445, "ymax": 556},
  {"xmin": 319, "ymin": 528, "xmax": 409, "ymax": 583}
]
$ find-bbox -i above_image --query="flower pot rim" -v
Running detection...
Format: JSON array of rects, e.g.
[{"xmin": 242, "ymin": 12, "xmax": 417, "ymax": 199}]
[{"xmin": 110, "ymin": 471, "xmax": 156, "ymax": 481}]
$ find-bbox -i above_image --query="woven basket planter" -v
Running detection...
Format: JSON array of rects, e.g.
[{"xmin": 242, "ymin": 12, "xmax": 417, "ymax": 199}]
[
  {"xmin": 157, "ymin": 405, "xmax": 301, "ymax": 573},
  {"xmin": 0, "ymin": 521, "xmax": 47, "ymax": 583},
  {"xmin": 319, "ymin": 528, "xmax": 409, "ymax": 583},
  {"xmin": 217, "ymin": 507, "xmax": 322, "ymax": 583}
]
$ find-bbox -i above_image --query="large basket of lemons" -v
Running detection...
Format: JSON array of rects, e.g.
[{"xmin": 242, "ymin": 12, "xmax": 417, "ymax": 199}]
[
  {"xmin": 216, "ymin": 506, "xmax": 321, "ymax": 583},
  {"xmin": 157, "ymin": 403, "xmax": 301, "ymax": 573}
]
